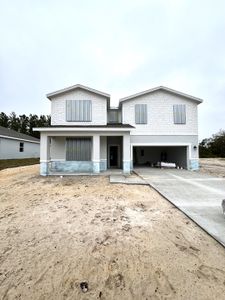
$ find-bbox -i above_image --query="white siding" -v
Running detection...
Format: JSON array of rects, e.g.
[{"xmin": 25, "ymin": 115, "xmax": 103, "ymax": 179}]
[
  {"xmin": 51, "ymin": 89, "xmax": 107, "ymax": 125},
  {"xmin": 0, "ymin": 138, "xmax": 40, "ymax": 159},
  {"xmin": 122, "ymin": 90, "xmax": 198, "ymax": 135}
]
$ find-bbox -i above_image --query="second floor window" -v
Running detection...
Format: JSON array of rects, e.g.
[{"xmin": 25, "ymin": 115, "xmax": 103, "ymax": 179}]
[
  {"xmin": 135, "ymin": 104, "xmax": 147, "ymax": 124},
  {"xmin": 108, "ymin": 110, "xmax": 119, "ymax": 123},
  {"xmin": 66, "ymin": 100, "xmax": 92, "ymax": 122},
  {"xmin": 173, "ymin": 104, "xmax": 186, "ymax": 124}
]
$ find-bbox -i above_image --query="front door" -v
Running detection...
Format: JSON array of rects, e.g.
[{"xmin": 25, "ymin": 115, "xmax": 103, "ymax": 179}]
[{"xmin": 109, "ymin": 146, "xmax": 118, "ymax": 168}]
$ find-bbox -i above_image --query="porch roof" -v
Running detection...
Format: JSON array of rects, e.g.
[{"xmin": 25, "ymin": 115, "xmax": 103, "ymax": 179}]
[{"xmin": 33, "ymin": 124, "xmax": 134, "ymax": 132}]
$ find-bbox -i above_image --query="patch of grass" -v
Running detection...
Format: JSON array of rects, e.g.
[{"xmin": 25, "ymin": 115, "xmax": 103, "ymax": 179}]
[{"xmin": 0, "ymin": 158, "xmax": 39, "ymax": 171}]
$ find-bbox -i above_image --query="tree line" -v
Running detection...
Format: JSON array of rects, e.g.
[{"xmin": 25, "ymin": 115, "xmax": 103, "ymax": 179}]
[
  {"xmin": 1, "ymin": 111, "xmax": 224, "ymax": 156},
  {"xmin": 0, "ymin": 112, "xmax": 51, "ymax": 139},
  {"xmin": 199, "ymin": 130, "xmax": 225, "ymax": 158}
]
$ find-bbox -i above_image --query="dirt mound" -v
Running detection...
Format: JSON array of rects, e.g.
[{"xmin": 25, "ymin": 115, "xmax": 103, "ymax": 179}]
[{"xmin": 0, "ymin": 165, "xmax": 225, "ymax": 299}]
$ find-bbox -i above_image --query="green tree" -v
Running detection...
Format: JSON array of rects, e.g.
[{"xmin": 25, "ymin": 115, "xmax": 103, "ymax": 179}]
[
  {"xmin": 199, "ymin": 138, "xmax": 213, "ymax": 157},
  {"xmin": 0, "ymin": 112, "xmax": 9, "ymax": 128},
  {"xmin": 210, "ymin": 130, "xmax": 225, "ymax": 157},
  {"xmin": 19, "ymin": 114, "xmax": 29, "ymax": 134},
  {"xmin": 28, "ymin": 114, "xmax": 39, "ymax": 138},
  {"xmin": 199, "ymin": 130, "xmax": 225, "ymax": 158},
  {"xmin": 9, "ymin": 112, "xmax": 20, "ymax": 131},
  {"xmin": 0, "ymin": 112, "xmax": 51, "ymax": 138},
  {"xmin": 46, "ymin": 115, "xmax": 51, "ymax": 125},
  {"xmin": 37, "ymin": 115, "xmax": 49, "ymax": 127}
]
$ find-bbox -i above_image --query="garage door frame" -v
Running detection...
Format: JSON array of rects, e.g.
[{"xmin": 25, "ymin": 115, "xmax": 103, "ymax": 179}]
[{"xmin": 131, "ymin": 142, "xmax": 191, "ymax": 169}]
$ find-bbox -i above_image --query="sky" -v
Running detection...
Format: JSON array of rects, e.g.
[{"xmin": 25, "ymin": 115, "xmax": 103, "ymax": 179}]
[{"xmin": 0, "ymin": 0, "xmax": 225, "ymax": 140}]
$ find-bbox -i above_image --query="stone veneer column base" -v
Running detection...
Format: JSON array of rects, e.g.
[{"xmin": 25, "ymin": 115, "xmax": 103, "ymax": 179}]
[
  {"xmin": 50, "ymin": 161, "xmax": 93, "ymax": 173},
  {"xmin": 93, "ymin": 161, "xmax": 100, "ymax": 173},
  {"xmin": 189, "ymin": 159, "xmax": 199, "ymax": 171},
  {"xmin": 40, "ymin": 162, "xmax": 49, "ymax": 176},
  {"xmin": 100, "ymin": 159, "xmax": 107, "ymax": 171},
  {"xmin": 123, "ymin": 160, "xmax": 131, "ymax": 174},
  {"xmin": 130, "ymin": 160, "xmax": 133, "ymax": 171}
]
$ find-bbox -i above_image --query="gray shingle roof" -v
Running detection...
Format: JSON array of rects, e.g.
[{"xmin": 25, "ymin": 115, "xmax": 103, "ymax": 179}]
[
  {"xmin": 119, "ymin": 86, "xmax": 203, "ymax": 104},
  {"xmin": 46, "ymin": 84, "xmax": 110, "ymax": 100},
  {"xmin": 46, "ymin": 124, "xmax": 134, "ymax": 128},
  {"xmin": 0, "ymin": 126, "xmax": 40, "ymax": 142}
]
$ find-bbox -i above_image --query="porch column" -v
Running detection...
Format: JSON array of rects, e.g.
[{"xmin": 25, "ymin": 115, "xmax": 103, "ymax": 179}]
[
  {"xmin": 123, "ymin": 133, "xmax": 131, "ymax": 174},
  {"xmin": 40, "ymin": 133, "xmax": 50, "ymax": 176},
  {"xmin": 100, "ymin": 136, "xmax": 107, "ymax": 171},
  {"xmin": 93, "ymin": 134, "xmax": 100, "ymax": 173}
]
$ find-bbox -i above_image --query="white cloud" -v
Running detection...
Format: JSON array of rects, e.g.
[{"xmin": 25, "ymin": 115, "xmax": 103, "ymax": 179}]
[{"xmin": 1, "ymin": 0, "xmax": 225, "ymax": 138}]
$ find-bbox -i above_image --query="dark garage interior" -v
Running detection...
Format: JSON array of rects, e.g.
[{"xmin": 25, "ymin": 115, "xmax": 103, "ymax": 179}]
[{"xmin": 133, "ymin": 146, "xmax": 188, "ymax": 169}]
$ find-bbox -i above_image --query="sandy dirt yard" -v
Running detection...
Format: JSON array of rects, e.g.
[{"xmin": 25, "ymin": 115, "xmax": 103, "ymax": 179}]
[
  {"xmin": 200, "ymin": 158, "xmax": 225, "ymax": 178},
  {"xmin": 0, "ymin": 165, "xmax": 225, "ymax": 300}
]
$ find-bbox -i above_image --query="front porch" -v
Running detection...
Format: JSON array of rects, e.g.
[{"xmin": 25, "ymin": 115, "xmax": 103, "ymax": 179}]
[{"xmin": 38, "ymin": 128, "xmax": 132, "ymax": 176}]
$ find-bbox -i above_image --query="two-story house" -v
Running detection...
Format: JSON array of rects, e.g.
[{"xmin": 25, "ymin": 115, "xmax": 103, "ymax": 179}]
[{"xmin": 34, "ymin": 84, "xmax": 203, "ymax": 175}]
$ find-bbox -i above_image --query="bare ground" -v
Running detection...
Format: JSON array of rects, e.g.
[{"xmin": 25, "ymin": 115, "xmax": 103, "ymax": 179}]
[
  {"xmin": 0, "ymin": 165, "xmax": 225, "ymax": 300},
  {"xmin": 200, "ymin": 158, "xmax": 225, "ymax": 178}
]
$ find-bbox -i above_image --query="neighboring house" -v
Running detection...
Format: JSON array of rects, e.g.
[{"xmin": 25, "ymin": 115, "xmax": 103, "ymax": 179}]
[
  {"xmin": 34, "ymin": 84, "xmax": 203, "ymax": 176},
  {"xmin": 0, "ymin": 126, "xmax": 40, "ymax": 159}
]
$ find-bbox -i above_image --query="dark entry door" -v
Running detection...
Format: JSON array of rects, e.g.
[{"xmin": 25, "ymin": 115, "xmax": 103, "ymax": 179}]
[{"xmin": 110, "ymin": 146, "xmax": 118, "ymax": 167}]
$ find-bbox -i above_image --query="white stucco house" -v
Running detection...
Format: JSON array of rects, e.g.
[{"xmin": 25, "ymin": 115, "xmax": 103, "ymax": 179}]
[
  {"xmin": 34, "ymin": 84, "xmax": 203, "ymax": 176},
  {"xmin": 0, "ymin": 126, "xmax": 40, "ymax": 159}
]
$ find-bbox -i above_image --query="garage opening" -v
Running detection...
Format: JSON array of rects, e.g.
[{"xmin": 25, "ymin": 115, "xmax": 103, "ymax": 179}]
[{"xmin": 133, "ymin": 146, "xmax": 188, "ymax": 169}]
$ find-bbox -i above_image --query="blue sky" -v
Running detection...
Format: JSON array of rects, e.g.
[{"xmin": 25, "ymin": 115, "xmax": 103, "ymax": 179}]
[{"xmin": 1, "ymin": 0, "xmax": 225, "ymax": 139}]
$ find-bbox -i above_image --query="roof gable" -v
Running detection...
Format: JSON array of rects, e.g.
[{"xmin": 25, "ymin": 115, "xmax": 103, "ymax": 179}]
[
  {"xmin": 119, "ymin": 86, "xmax": 203, "ymax": 105},
  {"xmin": 46, "ymin": 84, "xmax": 110, "ymax": 101}
]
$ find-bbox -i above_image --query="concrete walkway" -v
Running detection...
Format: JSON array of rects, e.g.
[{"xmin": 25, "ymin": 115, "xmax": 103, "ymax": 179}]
[
  {"xmin": 110, "ymin": 174, "xmax": 147, "ymax": 185},
  {"xmin": 134, "ymin": 168, "xmax": 225, "ymax": 247}
]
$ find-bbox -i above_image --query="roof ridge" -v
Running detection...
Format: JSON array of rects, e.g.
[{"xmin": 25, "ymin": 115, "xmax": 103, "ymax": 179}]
[{"xmin": 119, "ymin": 86, "xmax": 203, "ymax": 104}]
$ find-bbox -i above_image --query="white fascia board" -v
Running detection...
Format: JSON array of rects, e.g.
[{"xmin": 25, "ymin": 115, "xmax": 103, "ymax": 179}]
[
  {"xmin": 119, "ymin": 86, "xmax": 203, "ymax": 104},
  {"xmin": 130, "ymin": 132, "xmax": 198, "ymax": 136},
  {"xmin": 47, "ymin": 84, "xmax": 110, "ymax": 100},
  {"xmin": 131, "ymin": 142, "xmax": 191, "ymax": 146},
  {"xmin": 33, "ymin": 127, "xmax": 132, "ymax": 132},
  {"xmin": 0, "ymin": 135, "xmax": 40, "ymax": 144}
]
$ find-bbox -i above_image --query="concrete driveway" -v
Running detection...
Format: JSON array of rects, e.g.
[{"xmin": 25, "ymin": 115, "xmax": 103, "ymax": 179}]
[{"xmin": 134, "ymin": 168, "xmax": 225, "ymax": 247}]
